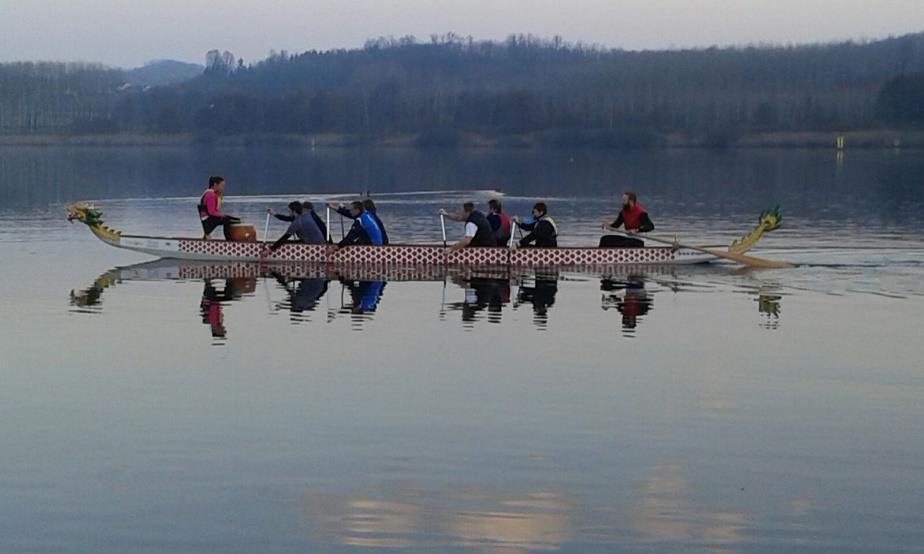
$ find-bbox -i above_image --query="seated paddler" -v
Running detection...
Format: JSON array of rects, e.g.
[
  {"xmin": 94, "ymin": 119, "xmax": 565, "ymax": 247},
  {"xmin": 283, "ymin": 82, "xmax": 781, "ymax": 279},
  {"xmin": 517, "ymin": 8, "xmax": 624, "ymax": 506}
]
[
  {"xmin": 328, "ymin": 198, "xmax": 389, "ymax": 244},
  {"xmin": 513, "ymin": 202, "xmax": 558, "ymax": 248},
  {"xmin": 600, "ymin": 191, "xmax": 654, "ymax": 247},
  {"xmin": 197, "ymin": 175, "xmax": 240, "ymax": 240},
  {"xmin": 269, "ymin": 201, "xmax": 329, "ymax": 242},
  {"xmin": 334, "ymin": 201, "xmax": 384, "ymax": 247},
  {"xmin": 439, "ymin": 202, "xmax": 496, "ymax": 248},
  {"xmin": 267, "ymin": 201, "xmax": 326, "ymax": 251}
]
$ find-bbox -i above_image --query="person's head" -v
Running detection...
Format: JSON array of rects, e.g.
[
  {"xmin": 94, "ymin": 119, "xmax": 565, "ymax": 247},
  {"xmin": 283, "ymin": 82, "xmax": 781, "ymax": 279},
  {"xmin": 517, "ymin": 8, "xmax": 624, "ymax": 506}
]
[
  {"xmin": 462, "ymin": 202, "xmax": 475, "ymax": 215},
  {"xmin": 488, "ymin": 199, "xmax": 502, "ymax": 213},
  {"xmin": 302, "ymin": 201, "xmax": 314, "ymax": 212},
  {"xmin": 350, "ymin": 201, "xmax": 364, "ymax": 217},
  {"xmin": 362, "ymin": 199, "xmax": 376, "ymax": 212},
  {"xmin": 532, "ymin": 202, "xmax": 548, "ymax": 218},
  {"xmin": 288, "ymin": 201, "xmax": 303, "ymax": 215},
  {"xmin": 208, "ymin": 175, "xmax": 225, "ymax": 193},
  {"xmin": 622, "ymin": 191, "xmax": 638, "ymax": 207}
]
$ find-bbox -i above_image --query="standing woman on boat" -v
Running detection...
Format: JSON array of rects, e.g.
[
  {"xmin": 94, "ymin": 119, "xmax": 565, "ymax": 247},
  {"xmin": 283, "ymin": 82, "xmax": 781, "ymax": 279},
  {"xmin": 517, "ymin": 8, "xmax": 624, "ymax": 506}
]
[
  {"xmin": 197, "ymin": 176, "xmax": 239, "ymax": 240},
  {"xmin": 514, "ymin": 202, "xmax": 558, "ymax": 247},
  {"xmin": 600, "ymin": 191, "xmax": 654, "ymax": 247}
]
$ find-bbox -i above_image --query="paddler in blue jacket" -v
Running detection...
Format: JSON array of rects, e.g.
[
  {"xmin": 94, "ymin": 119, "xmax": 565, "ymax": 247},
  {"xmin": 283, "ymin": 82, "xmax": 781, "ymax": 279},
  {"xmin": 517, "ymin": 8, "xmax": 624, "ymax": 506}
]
[
  {"xmin": 328, "ymin": 198, "xmax": 389, "ymax": 245},
  {"xmin": 334, "ymin": 201, "xmax": 383, "ymax": 247}
]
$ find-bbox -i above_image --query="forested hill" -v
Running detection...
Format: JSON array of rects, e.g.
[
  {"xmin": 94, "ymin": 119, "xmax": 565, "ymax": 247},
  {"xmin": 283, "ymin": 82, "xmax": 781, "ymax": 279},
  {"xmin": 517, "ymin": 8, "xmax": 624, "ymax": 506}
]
[{"xmin": 3, "ymin": 33, "xmax": 924, "ymax": 146}]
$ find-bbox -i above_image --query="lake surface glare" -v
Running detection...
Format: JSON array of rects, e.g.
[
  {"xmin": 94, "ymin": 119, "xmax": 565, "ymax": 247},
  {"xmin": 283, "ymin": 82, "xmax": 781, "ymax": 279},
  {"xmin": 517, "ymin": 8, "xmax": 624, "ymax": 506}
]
[{"xmin": 1, "ymin": 147, "xmax": 923, "ymax": 552}]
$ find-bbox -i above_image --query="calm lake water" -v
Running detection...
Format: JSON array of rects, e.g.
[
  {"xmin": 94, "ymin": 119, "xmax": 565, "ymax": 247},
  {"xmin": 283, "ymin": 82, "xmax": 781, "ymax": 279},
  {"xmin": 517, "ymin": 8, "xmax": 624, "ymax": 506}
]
[{"xmin": 1, "ymin": 146, "xmax": 923, "ymax": 552}]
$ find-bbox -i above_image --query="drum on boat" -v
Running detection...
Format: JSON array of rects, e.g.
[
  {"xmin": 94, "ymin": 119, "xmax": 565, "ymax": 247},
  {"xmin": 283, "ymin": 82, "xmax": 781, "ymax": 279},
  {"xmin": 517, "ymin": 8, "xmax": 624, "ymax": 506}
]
[{"xmin": 228, "ymin": 224, "xmax": 256, "ymax": 242}]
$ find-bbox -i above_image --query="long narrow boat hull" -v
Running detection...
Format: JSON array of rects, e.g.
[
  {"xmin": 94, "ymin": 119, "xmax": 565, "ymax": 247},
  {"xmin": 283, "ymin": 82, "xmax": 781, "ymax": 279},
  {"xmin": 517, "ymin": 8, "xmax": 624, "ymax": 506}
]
[
  {"xmin": 66, "ymin": 202, "xmax": 784, "ymax": 268},
  {"xmin": 111, "ymin": 234, "xmax": 715, "ymax": 265}
]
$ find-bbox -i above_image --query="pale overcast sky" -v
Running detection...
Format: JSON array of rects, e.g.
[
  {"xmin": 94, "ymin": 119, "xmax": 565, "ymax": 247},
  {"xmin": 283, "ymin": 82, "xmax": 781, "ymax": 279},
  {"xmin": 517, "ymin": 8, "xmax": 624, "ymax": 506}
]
[{"xmin": 1, "ymin": 0, "xmax": 923, "ymax": 68}]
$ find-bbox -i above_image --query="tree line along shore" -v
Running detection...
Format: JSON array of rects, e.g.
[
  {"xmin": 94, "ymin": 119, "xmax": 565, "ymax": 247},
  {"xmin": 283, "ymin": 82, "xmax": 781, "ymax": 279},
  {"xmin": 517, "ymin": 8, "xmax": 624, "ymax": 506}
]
[
  {"xmin": 1, "ymin": 129, "xmax": 922, "ymax": 149},
  {"xmin": 2, "ymin": 32, "xmax": 923, "ymax": 148}
]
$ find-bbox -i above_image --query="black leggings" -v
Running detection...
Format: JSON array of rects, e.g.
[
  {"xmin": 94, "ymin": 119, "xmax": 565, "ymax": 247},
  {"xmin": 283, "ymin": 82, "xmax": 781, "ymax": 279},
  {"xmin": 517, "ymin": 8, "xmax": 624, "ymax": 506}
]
[
  {"xmin": 201, "ymin": 216, "xmax": 235, "ymax": 239},
  {"xmin": 599, "ymin": 235, "xmax": 644, "ymax": 248}
]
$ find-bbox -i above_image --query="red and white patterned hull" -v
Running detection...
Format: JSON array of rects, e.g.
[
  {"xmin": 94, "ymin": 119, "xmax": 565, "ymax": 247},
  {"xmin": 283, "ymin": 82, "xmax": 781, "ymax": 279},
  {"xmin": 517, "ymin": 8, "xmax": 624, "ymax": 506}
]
[{"xmin": 110, "ymin": 234, "xmax": 716, "ymax": 266}]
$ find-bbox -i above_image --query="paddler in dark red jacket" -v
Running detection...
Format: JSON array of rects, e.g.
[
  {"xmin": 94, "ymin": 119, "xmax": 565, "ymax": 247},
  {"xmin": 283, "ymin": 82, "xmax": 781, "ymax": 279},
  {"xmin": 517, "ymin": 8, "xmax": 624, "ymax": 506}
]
[
  {"xmin": 486, "ymin": 199, "xmax": 512, "ymax": 246},
  {"xmin": 600, "ymin": 191, "xmax": 655, "ymax": 247}
]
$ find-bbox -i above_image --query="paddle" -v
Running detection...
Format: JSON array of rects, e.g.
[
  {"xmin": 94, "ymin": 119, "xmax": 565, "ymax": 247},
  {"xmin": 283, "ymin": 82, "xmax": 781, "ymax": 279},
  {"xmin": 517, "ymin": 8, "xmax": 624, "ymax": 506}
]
[
  {"xmin": 325, "ymin": 207, "xmax": 332, "ymax": 242},
  {"xmin": 609, "ymin": 230, "xmax": 795, "ymax": 268},
  {"xmin": 262, "ymin": 212, "xmax": 271, "ymax": 242},
  {"xmin": 440, "ymin": 213, "xmax": 448, "ymax": 247}
]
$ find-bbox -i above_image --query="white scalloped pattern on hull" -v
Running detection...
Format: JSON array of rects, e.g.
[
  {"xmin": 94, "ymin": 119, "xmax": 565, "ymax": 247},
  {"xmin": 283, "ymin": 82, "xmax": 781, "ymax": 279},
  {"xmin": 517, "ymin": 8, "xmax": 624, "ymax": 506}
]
[{"xmin": 175, "ymin": 239, "xmax": 688, "ymax": 265}]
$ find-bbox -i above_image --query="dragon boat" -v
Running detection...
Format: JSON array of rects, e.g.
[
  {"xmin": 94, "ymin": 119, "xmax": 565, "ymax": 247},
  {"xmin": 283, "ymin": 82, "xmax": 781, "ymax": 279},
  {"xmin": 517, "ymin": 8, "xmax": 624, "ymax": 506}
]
[{"xmin": 65, "ymin": 202, "xmax": 782, "ymax": 267}]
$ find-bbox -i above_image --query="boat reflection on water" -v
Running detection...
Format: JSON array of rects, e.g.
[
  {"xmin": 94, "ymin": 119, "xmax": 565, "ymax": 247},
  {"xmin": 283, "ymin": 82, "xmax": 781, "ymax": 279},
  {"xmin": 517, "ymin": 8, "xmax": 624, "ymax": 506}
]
[
  {"xmin": 69, "ymin": 260, "xmax": 786, "ymax": 342},
  {"xmin": 600, "ymin": 275, "xmax": 653, "ymax": 337}
]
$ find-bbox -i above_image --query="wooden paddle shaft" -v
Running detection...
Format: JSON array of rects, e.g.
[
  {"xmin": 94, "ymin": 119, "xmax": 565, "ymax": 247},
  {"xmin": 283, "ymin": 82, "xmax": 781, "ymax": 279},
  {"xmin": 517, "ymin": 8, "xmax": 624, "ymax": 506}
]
[{"xmin": 611, "ymin": 230, "xmax": 795, "ymax": 268}]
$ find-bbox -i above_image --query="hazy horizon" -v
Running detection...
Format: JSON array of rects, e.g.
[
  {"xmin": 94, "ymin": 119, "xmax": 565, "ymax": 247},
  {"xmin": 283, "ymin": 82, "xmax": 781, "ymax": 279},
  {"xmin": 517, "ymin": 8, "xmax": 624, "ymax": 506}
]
[{"xmin": 1, "ymin": 0, "xmax": 923, "ymax": 68}]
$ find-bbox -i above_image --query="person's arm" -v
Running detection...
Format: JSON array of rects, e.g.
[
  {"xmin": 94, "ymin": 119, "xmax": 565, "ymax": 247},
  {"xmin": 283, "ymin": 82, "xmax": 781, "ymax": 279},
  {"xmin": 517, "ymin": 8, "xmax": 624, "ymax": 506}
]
[
  {"xmin": 518, "ymin": 220, "xmax": 536, "ymax": 231},
  {"xmin": 453, "ymin": 236, "xmax": 473, "ymax": 249},
  {"xmin": 453, "ymin": 221, "xmax": 477, "ymax": 249},
  {"xmin": 335, "ymin": 206, "xmax": 355, "ymax": 219},
  {"xmin": 338, "ymin": 221, "xmax": 365, "ymax": 247},
  {"xmin": 205, "ymin": 190, "xmax": 225, "ymax": 217},
  {"xmin": 270, "ymin": 233, "xmax": 293, "ymax": 251},
  {"xmin": 605, "ymin": 213, "xmax": 624, "ymax": 230},
  {"xmin": 439, "ymin": 209, "xmax": 466, "ymax": 222},
  {"xmin": 274, "ymin": 213, "xmax": 294, "ymax": 222},
  {"xmin": 638, "ymin": 212, "xmax": 654, "ymax": 233},
  {"xmin": 518, "ymin": 231, "xmax": 536, "ymax": 247}
]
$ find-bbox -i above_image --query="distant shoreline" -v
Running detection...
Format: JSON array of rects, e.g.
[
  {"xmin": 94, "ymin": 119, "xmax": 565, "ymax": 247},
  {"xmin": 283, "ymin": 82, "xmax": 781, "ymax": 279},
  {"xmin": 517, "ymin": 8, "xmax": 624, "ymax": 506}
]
[{"xmin": 1, "ymin": 130, "xmax": 921, "ymax": 149}]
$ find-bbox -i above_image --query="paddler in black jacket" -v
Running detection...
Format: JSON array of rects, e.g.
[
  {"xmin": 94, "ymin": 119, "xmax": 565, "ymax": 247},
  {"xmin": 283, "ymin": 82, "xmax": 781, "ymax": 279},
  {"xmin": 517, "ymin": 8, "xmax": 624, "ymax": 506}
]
[
  {"xmin": 439, "ymin": 202, "xmax": 496, "ymax": 248},
  {"xmin": 514, "ymin": 202, "xmax": 558, "ymax": 247}
]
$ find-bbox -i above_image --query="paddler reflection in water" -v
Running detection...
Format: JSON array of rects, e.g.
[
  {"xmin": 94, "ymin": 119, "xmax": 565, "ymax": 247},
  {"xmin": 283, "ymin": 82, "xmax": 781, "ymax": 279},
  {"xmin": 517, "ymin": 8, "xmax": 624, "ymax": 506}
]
[
  {"xmin": 516, "ymin": 273, "xmax": 559, "ymax": 327},
  {"xmin": 513, "ymin": 202, "xmax": 558, "ymax": 247},
  {"xmin": 439, "ymin": 202, "xmax": 496, "ymax": 248},
  {"xmin": 200, "ymin": 279, "xmax": 235, "ymax": 339},
  {"xmin": 450, "ymin": 276, "xmax": 511, "ymax": 323},
  {"xmin": 272, "ymin": 272, "xmax": 329, "ymax": 316},
  {"xmin": 341, "ymin": 279, "xmax": 386, "ymax": 314},
  {"xmin": 600, "ymin": 191, "xmax": 655, "ymax": 247},
  {"xmin": 197, "ymin": 175, "xmax": 240, "ymax": 240},
  {"xmin": 601, "ymin": 276, "xmax": 652, "ymax": 333}
]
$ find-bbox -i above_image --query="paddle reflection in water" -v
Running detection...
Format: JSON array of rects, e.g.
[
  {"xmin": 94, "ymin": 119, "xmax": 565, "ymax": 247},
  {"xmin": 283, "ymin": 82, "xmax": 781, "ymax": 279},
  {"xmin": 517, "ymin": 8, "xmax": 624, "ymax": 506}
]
[{"xmin": 600, "ymin": 275, "xmax": 654, "ymax": 337}]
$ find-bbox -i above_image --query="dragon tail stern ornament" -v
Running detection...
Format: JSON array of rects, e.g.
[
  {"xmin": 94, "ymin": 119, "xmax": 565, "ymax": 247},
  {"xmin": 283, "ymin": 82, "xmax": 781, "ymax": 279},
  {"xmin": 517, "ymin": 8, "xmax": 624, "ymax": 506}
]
[{"xmin": 728, "ymin": 206, "xmax": 782, "ymax": 253}]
